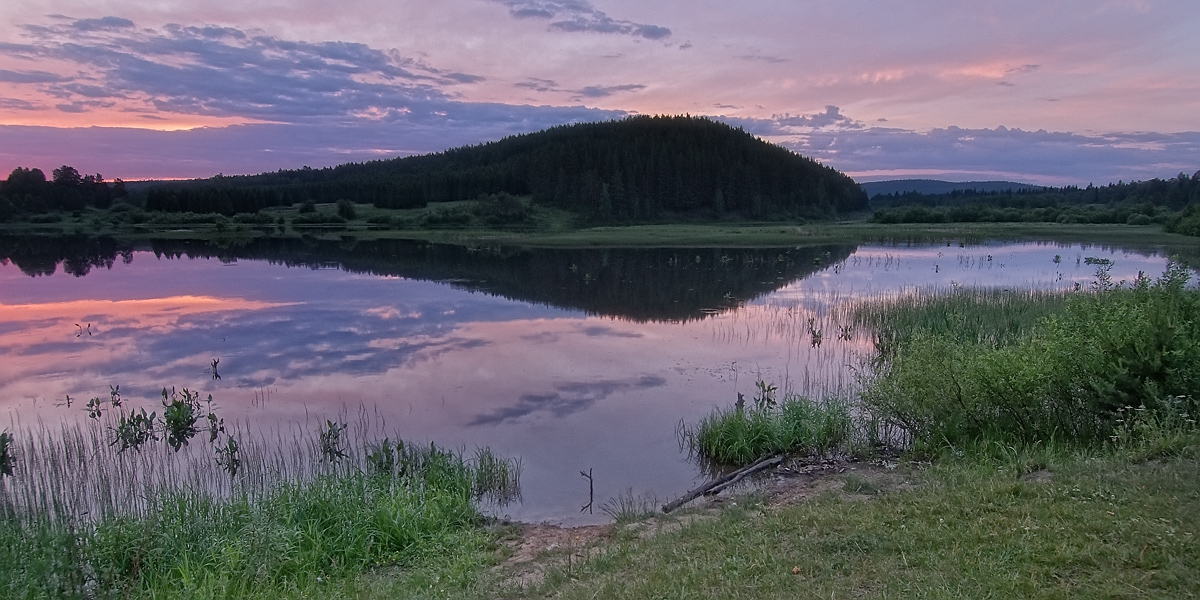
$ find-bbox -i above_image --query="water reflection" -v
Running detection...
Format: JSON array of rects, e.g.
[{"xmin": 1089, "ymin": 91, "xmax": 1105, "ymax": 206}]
[
  {"xmin": 0, "ymin": 235, "xmax": 854, "ymax": 322},
  {"xmin": 0, "ymin": 235, "xmax": 1185, "ymax": 524}
]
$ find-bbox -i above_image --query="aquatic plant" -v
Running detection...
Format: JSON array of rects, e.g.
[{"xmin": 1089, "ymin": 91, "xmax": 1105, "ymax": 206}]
[
  {"xmin": 0, "ymin": 431, "xmax": 13, "ymax": 477},
  {"xmin": 684, "ymin": 393, "xmax": 851, "ymax": 466},
  {"xmin": 318, "ymin": 419, "xmax": 348, "ymax": 462},
  {"xmin": 110, "ymin": 409, "xmax": 157, "ymax": 452},
  {"xmin": 160, "ymin": 387, "xmax": 207, "ymax": 451}
]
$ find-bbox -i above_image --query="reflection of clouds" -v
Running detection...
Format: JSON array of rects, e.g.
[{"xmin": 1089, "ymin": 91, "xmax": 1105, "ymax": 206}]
[
  {"xmin": 519, "ymin": 331, "xmax": 561, "ymax": 343},
  {"xmin": 133, "ymin": 305, "xmax": 494, "ymax": 387},
  {"xmin": 469, "ymin": 374, "xmax": 666, "ymax": 426},
  {"xmin": 581, "ymin": 325, "xmax": 643, "ymax": 339},
  {"xmin": 365, "ymin": 306, "xmax": 421, "ymax": 320}
]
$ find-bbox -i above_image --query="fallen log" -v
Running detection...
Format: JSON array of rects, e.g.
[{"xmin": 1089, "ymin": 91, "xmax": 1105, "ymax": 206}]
[{"xmin": 662, "ymin": 454, "xmax": 784, "ymax": 513}]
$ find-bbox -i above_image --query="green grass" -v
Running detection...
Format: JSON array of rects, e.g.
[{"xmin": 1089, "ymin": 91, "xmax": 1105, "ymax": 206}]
[
  {"xmin": 0, "ymin": 415, "xmax": 520, "ymax": 599},
  {"xmin": 844, "ymin": 287, "xmax": 1073, "ymax": 351},
  {"xmin": 510, "ymin": 442, "xmax": 1200, "ymax": 599},
  {"xmin": 4, "ymin": 203, "xmax": 1196, "ymax": 252},
  {"xmin": 684, "ymin": 395, "xmax": 853, "ymax": 466}
]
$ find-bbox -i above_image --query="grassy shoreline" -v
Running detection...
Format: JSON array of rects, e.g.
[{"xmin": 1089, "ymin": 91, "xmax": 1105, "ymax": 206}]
[
  {"xmin": 496, "ymin": 444, "xmax": 1199, "ymax": 600},
  {"xmin": 1, "ymin": 204, "xmax": 1195, "ymax": 250}
]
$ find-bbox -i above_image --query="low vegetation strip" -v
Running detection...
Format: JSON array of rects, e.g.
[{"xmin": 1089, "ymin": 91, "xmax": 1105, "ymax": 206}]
[{"xmin": 0, "ymin": 408, "xmax": 520, "ymax": 599}]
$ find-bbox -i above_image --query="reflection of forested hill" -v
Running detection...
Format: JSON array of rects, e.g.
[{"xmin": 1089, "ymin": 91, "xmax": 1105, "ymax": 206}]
[{"xmin": 0, "ymin": 236, "xmax": 854, "ymax": 322}]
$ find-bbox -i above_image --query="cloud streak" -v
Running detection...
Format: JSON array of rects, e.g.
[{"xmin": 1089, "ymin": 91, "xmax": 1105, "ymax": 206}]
[
  {"xmin": 2, "ymin": 17, "xmax": 487, "ymax": 124},
  {"xmin": 490, "ymin": 0, "xmax": 671, "ymax": 39},
  {"xmin": 469, "ymin": 374, "xmax": 667, "ymax": 425}
]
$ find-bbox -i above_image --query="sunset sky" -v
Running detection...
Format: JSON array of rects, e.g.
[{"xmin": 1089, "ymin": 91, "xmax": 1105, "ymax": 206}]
[{"xmin": 1, "ymin": 0, "xmax": 1197, "ymax": 184}]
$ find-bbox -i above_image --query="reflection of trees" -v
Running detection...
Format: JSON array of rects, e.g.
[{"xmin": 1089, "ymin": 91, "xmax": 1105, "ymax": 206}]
[
  {"xmin": 0, "ymin": 235, "xmax": 132, "ymax": 277},
  {"xmin": 0, "ymin": 236, "xmax": 854, "ymax": 322}
]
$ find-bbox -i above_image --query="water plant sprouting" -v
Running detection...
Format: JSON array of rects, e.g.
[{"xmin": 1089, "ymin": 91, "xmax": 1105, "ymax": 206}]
[
  {"xmin": 0, "ymin": 430, "xmax": 13, "ymax": 477},
  {"xmin": 162, "ymin": 387, "xmax": 208, "ymax": 451},
  {"xmin": 366, "ymin": 437, "xmax": 398, "ymax": 475},
  {"xmin": 214, "ymin": 435, "xmax": 241, "ymax": 476},
  {"xmin": 753, "ymin": 379, "xmax": 778, "ymax": 410},
  {"xmin": 318, "ymin": 419, "xmax": 348, "ymax": 462},
  {"xmin": 111, "ymin": 409, "xmax": 157, "ymax": 452}
]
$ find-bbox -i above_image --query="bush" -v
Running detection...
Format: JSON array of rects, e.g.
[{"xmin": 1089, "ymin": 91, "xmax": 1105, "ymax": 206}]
[
  {"xmin": 471, "ymin": 192, "xmax": 531, "ymax": 225},
  {"xmin": 421, "ymin": 207, "xmax": 472, "ymax": 226},
  {"xmin": 232, "ymin": 211, "xmax": 275, "ymax": 225},
  {"xmin": 291, "ymin": 212, "xmax": 347, "ymax": 225},
  {"xmin": 1166, "ymin": 203, "xmax": 1200, "ymax": 236},
  {"xmin": 27, "ymin": 213, "xmax": 63, "ymax": 223},
  {"xmin": 861, "ymin": 263, "xmax": 1200, "ymax": 447},
  {"xmin": 336, "ymin": 199, "xmax": 357, "ymax": 220}
]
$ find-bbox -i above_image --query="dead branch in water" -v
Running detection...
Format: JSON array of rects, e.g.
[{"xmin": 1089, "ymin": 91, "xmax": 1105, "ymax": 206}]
[{"xmin": 662, "ymin": 454, "xmax": 783, "ymax": 513}]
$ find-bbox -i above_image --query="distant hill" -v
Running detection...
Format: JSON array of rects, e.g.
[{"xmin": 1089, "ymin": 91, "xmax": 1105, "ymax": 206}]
[
  {"xmin": 861, "ymin": 179, "xmax": 1043, "ymax": 198},
  {"xmin": 138, "ymin": 116, "xmax": 867, "ymax": 222}
]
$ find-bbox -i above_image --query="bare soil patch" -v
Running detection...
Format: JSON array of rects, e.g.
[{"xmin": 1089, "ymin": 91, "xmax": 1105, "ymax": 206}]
[{"xmin": 493, "ymin": 455, "xmax": 916, "ymax": 588}]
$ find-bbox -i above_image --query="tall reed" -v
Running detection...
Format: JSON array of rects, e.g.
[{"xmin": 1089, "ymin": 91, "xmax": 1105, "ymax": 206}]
[{"xmin": 0, "ymin": 405, "xmax": 520, "ymax": 598}]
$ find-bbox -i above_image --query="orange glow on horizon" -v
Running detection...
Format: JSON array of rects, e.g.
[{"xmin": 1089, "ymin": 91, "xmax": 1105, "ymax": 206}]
[{"xmin": 0, "ymin": 106, "xmax": 262, "ymax": 131}]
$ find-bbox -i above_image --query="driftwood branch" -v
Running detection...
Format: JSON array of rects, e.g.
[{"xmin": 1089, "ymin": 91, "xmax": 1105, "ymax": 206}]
[
  {"xmin": 662, "ymin": 454, "xmax": 783, "ymax": 514},
  {"xmin": 579, "ymin": 468, "xmax": 593, "ymax": 514}
]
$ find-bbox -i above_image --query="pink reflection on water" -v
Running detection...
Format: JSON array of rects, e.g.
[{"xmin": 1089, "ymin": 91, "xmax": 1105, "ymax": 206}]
[
  {"xmin": 0, "ymin": 241, "xmax": 1186, "ymax": 524},
  {"xmin": 0, "ymin": 295, "xmax": 295, "ymax": 418}
]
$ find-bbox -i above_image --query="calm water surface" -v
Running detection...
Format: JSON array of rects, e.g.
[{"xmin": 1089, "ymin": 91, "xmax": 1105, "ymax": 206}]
[{"xmin": 0, "ymin": 237, "xmax": 1179, "ymax": 523}]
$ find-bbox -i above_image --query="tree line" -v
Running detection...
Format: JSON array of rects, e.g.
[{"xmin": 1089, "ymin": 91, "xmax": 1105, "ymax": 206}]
[
  {"xmin": 0, "ymin": 166, "xmax": 127, "ymax": 220},
  {"xmin": 870, "ymin": 171, "xmax": 1200, "ymax": 229},
  {"xmin": 5, "ymin": 116, "xmax": 864, "ymax": 223}
]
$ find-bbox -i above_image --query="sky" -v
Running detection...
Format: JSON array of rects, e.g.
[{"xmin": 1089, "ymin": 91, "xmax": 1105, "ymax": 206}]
[{"xmin": 0, "ymin": 0, "xmax": 1198, "ymax": 185}]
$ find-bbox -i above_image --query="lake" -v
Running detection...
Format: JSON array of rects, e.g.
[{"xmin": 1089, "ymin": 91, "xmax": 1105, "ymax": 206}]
[{"xmin": 0, "ymin": 236, "xmax": 1182, "ymax": 524}]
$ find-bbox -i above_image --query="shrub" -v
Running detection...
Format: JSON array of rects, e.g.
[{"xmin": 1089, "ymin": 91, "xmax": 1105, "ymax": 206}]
[
  {"xmin": 471, "ymin": 192, "xmax": 531, "ymax": 225},
  {"xmin": 860, "ymin": 263, "xmax": 1200, "ymax": 448},
  {"xmin": 336, "ymin": 199, "xmax": 357, "ymax": 220},
  {"xmin": 232, "ymin": 211, "xmax": 274, "ymax": 225},
  {"xmin": 291, "ymin": 211, "xmax": 347, "ymax": 225}
]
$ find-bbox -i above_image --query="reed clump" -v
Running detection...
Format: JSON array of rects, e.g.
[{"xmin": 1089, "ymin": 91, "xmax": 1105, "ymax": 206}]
[
  {"xmin": 683, "ymin": 389, "xmax": 852, "ymax": 466},
  {"xmin": 0, "ymin": 396, "xmax": 520, "ymax": 599}
]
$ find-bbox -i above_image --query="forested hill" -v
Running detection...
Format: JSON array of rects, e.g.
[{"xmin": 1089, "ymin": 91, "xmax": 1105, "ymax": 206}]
[{"xmin": 142, "ymin": 116, "xmax": 867, "ymax": 221}]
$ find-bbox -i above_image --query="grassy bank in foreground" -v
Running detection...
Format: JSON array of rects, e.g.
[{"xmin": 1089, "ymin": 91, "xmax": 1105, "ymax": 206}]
[{"xmin": 507, "ymin": 444, "xmax": 1199, "ymax": 600}]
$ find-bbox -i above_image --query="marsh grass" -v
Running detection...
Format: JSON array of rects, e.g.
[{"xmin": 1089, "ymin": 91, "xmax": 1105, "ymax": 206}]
[
  {"xmin": 0, "ymin": 408, "xmax": 521, "ymax": 599},
  {"xmin": 841, "ymin": 286, "xmax": 1072, "ymax": 353},
  {"xmin": 684, "ymin": 395, "xmax": 852, "ymax": 466},
  {"xmin": 600, "ymin": 489, "xmax": 660, "ymax": 524}
]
